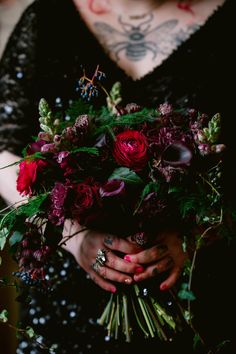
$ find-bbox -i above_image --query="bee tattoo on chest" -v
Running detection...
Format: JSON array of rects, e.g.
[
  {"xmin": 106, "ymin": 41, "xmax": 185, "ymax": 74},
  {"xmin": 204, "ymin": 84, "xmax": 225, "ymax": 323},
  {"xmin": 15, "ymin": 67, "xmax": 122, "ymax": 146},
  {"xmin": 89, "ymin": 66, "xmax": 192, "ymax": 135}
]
[{"xmin": 94, "ymin": 13, "xmax": 199, "ymax": 62}]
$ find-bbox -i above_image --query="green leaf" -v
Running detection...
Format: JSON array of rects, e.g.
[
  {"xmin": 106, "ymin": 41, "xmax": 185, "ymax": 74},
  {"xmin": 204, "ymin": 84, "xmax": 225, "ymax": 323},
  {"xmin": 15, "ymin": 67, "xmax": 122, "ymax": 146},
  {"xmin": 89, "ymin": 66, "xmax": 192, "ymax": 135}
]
[
  {"xmin": 0, "ymin": 228, "xmax": 8, "ymax": 250},
  {"xmin": 193, "ymin": 334, "xmax": 202, "ymax": 350},
  {"xmin": 9, "ymin": 231, "xmax": 23, "ymax": 247},
  {"xmin": 133, "ymin": 182, "xmax": 160, "ymax": 215},
  {"xmin": 25, "ymin": 326, "xmax": 35, "ymax": 339},
  {"xmin": 109, "ymin": 167, "xmax": 143, "ymax": 184},
  {"xmin": 178, "ymin": 283, "xmax": 196, "ymax": 301},
  {"xmin": 0, "ymin": 309, "xmax": 9, "ymax": 323},
  {"xmin": 71, "ymin": 147, "xmax": 99, "ymax": 155}
]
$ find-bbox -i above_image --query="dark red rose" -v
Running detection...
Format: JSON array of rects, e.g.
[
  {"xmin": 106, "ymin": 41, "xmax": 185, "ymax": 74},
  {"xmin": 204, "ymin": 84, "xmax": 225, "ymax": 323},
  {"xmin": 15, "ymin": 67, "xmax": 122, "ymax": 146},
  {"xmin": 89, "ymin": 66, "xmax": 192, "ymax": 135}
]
[
  {"xmin": 16, "ymin": 159, "xmax": 47, "ymax": 196},
  {"xmin": 72, "ymin": 182, "xmax": 100, "ymax": 218},
  {"xmin": 113, "ymin": 130, "xmax": 148, "ymax": 171}
]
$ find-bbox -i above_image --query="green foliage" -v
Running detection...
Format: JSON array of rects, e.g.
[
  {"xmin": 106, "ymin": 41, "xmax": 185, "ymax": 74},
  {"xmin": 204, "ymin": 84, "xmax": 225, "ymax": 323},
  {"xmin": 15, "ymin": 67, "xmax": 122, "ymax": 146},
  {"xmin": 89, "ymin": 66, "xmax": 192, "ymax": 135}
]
[
  {"xmin": 71, "ymin": 147, "xmax": 99, "ymax": 155},
  {"xmin": 134, "ymin": 181, "xmax": 161, "ymax": 215},
  {"xmin": 178, "ymin": 193, "xmax": 199, "ymax": 218},
  {"xmin": 0, "ymin": 194, "xmax": 48, "ymax": 237},
  {"xmin": 0, "ymin": 309, "xmax": 9, "ymax": 323},
  {"xmin": 0, "ymin": 227, "xmax": 8, "ymax": 250},
  {"xmin": 66, "ymin": 98, "xmax": 97, "ymax": 122},
  {"xmin": 109, "ymin": 167, "xmax": 144, "ymax": 184},
  {"xmin": 193, "ymin": 334, "xmax": 202, "ymax": 350},
  {"xmin": 178, "ymin": 283, "xmax": 196, "ymax": 301},
  {"xmin": 94, "ymin": 108, "xmax": 158, "ymax": 136},
  {"xmin": 203, "ymin": 113, "xmax": 221, "ymax": 143},
  {"xmin": 25, "ymin": 326, "xmax": 36, "ymax": 339},
  {"xmin": 106, "ymin": 81, "xmax": 122, "ymax": 113},
  {"xmin": 9, "ymin": 231, "xmax": 23, "ymax": 247}
]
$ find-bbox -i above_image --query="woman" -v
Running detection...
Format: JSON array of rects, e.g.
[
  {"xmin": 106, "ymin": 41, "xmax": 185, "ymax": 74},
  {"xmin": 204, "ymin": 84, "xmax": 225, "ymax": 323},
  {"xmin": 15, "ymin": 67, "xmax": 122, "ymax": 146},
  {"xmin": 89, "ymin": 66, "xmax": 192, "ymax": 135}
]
[{"xmin": 0, "ymin": 0, "xmax": 235, "ymax": 353}]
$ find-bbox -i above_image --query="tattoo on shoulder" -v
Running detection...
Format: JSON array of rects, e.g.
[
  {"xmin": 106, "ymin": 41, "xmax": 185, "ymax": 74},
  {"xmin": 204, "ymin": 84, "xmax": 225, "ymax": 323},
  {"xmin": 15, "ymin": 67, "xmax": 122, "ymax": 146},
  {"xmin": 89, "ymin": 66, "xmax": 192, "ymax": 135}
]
[{"xmin": 94, "ymin": 13, "xmax": 200, "ymax": 62}]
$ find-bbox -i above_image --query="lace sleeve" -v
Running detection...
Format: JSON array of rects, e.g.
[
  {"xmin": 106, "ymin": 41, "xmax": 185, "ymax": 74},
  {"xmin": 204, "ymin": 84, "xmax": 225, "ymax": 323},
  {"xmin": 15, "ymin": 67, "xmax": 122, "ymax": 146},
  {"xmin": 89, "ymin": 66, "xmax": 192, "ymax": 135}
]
[{"xmin": 0, "ymin": 2, "xmax": 39, "ymax": 155}]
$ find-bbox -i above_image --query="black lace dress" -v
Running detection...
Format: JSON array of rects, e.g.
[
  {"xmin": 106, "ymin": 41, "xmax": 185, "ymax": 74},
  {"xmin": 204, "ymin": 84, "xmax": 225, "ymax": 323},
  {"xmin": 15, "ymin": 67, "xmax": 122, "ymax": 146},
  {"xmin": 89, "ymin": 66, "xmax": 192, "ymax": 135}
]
[{"xmin": 0, "ymin": 0, "xmax": 236, "ymax": 353}]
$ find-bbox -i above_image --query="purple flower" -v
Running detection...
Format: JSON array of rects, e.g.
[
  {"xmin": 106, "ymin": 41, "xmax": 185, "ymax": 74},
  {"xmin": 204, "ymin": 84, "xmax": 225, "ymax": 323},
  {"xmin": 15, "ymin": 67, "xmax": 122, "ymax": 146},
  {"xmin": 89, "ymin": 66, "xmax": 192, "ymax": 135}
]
[
  {"xmin": 48, "ymin": 182, "xmax": 69, "ymax": 225},
  {"xmin": 99, "ymin": 179, "xmax": 125, "ymax": 198},
  {"xmin": 158, "ymin": 102, "xmax": 173, "ymax": 115},
  {"xmin": 27, "ymin": 140, "xmax": 46, "ymax": 154},
  {"xmin": 56, "ymin": 151, "xmax": 70, "ymax": 164},
  {"xmin": 41, "ymin": 143, "xmax": 57, "ymax": 153}
]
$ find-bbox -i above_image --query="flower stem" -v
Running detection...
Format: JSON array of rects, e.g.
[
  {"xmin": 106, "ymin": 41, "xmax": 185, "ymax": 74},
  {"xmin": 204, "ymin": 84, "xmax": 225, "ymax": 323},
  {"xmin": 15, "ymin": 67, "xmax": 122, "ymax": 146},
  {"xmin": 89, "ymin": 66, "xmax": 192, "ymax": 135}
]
[{"xmin": 122, "ymin": 293, "xmax": 131, "ymax": 342}]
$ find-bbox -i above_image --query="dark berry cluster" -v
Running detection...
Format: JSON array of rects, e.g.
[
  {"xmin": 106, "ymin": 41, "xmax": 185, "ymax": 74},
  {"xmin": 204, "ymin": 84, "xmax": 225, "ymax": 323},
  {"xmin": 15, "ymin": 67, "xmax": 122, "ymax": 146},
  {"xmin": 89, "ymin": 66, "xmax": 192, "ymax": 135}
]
[
  {"xmin": 15, "ymin": 224, "xmax": 52, "ymax": 285},
  {"xmin": 76, "ymin": 65, "xmax": 106, "ymax": 101},
  {"xmin": 13, "ymin": 271, "xmax": 41, "ymax": 287}
]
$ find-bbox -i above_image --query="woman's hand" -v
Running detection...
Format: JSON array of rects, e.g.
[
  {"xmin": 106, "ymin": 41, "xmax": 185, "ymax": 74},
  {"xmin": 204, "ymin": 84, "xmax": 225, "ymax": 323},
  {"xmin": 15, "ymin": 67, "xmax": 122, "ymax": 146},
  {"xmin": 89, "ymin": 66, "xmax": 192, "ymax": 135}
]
[
  {"xmin": 61, "ymin": 219, "xmax": 144, "ymax": 293},
  {"xmin": 125, "ymin": 230, "xmax": 188, "ymax": 291}
]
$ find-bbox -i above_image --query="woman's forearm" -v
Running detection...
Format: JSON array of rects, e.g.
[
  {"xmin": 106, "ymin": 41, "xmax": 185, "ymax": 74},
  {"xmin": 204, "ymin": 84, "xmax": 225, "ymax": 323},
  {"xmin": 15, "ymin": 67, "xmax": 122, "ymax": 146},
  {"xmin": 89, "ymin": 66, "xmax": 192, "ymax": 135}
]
[{"xmin": 0, "ymin": 150, "xmax": 24, "ymax": 206}]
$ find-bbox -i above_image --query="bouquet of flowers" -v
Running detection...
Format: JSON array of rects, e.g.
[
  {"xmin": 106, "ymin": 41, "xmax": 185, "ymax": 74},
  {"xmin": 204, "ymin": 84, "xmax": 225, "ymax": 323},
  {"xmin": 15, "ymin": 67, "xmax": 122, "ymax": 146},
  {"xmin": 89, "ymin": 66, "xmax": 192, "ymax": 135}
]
[{"xmin": 0, "ymin": 67, "xmax": 235, "ymax": 345}]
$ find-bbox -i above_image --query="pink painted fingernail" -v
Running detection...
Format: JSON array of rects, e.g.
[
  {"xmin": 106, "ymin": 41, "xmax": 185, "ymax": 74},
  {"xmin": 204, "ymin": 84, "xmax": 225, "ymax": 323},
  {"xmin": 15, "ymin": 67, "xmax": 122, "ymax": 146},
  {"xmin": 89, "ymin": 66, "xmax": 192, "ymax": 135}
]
[
  {"xmin": 111, "ymin": 287, "xmax": 117, "ymax": 293},
  {"xmin": 124, "ymin": 255, "xmax": 131, "ymax": 262},
  {"xmin": 135, "ymin": 266, "xmax": 144, "ymax": 273},
  {"xmin": 160, "ymin": 284, "xmax": 168, "ymax": 291}
]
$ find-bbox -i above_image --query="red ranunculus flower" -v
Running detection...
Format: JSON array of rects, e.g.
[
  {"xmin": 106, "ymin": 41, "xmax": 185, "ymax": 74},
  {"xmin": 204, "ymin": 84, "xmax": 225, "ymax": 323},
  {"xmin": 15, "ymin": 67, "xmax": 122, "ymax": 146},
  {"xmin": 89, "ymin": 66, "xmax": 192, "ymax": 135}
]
[
  {"xmin": 72, "ymin": 181, "xmax": 100, "ymax": 221},
  {"xmin": 16, "ymin": 159, "xmax": 47, "ymax": 196},
  {"xmin": 113, "ymin": 130, "xmax": 149, "ymax": 171}
]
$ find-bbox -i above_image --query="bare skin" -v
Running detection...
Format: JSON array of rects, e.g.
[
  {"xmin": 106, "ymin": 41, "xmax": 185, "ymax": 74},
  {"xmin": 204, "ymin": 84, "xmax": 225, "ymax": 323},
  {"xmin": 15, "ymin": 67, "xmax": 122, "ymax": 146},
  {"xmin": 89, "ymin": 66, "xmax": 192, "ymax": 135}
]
[
  {"xmin": 73, "ymin": 0, "xmax": 225, "ymax": 80},
  {"xmin": 61, "ymin": 219, "xmax": 187, "ymax": 292}
]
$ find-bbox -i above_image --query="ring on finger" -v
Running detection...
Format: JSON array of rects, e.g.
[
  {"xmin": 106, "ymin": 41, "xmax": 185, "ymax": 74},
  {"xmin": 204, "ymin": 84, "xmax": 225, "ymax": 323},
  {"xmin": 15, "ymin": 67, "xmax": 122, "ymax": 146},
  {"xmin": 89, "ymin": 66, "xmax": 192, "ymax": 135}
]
[
  {"xmin": 92, "ymin": 261, "xmax": 101, "ymax": 272},
  {"xmin": 92, "ymin": 248, "xmax": 108, "ymax": 273},
  {"xmin": 96, "ymin": 248, "xmax": 108, "ymax": 266}
]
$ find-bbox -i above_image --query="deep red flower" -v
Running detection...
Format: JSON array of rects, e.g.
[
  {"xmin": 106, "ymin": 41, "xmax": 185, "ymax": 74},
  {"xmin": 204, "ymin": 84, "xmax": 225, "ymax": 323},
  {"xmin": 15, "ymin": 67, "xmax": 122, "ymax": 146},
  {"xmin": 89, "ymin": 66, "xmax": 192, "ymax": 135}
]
[
  {"xmin": 72, "ymin": 182, "xmax": 100, "ymax": 219},
  {"xmin": 16, "ymin": 159, "xmax": 47, "ymax": 196},
  {"xmin": 113, "ymin": 130, "xmax": 148, "ymax": 171}
]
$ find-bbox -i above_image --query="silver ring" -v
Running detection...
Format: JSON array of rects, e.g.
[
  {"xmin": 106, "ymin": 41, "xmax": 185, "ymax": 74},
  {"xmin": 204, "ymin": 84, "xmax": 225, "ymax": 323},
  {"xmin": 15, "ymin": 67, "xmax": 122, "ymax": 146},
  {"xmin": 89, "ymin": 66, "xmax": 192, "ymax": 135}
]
[
  {"xmin": 92, "ymin": 248, "xmax": 108, "ymax": 272},
  {"xmin": 95, "ymin": 248, "xmax": 108, "ymax": 266},
  {"xmin": 92, "ymin": 262, "xmax": 100, "ymax": 272}
]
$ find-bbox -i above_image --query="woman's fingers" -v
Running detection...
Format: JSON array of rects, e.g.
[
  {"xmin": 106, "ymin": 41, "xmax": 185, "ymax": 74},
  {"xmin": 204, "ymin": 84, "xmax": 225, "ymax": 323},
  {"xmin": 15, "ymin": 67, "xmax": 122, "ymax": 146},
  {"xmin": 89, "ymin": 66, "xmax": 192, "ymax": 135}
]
[
  {"xmin": 104, "ymin": 249, "xmax": 144, "ymax": 274},
  {"xmin": 124, "ymin": 231, "xmax": 188, "ymax": 288},
  {"xmin": 89, "ymin": 271, "xmax": 117, "ymax": 293},
  {"xmin": 124, "ymin": 243, "xmax": 169, "ymax": 264},
  {"xmin": 91, "ymin": 262, "xmax": 133, "ymax": 285},
  {"xmin": 133, "ymin": 256, "xmax": 174, "ymax": 282},
  {"xmin": 103, "ymin": 234, "xmax": 142, "ymax": 254},
  {"xmin": 159, "ymin": 266, "xmax": 182, "ymax": 291},
  {"xmin": 89, "ymin": 248, "xmax": 143, "ymax": 284}
]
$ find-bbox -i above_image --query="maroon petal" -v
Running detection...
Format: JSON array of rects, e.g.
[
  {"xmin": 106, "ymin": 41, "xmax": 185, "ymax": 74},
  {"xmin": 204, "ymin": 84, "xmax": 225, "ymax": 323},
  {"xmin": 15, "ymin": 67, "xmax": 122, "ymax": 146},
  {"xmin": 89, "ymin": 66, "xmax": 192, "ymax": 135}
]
[{"xmin": 162, "ymin": 143, "xmax": 192, "ymax": 166}]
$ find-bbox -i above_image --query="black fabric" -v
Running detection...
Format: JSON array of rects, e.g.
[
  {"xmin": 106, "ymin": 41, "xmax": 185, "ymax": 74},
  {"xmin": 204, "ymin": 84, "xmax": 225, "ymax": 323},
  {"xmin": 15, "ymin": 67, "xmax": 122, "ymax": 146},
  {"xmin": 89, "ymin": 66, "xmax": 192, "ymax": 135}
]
[{"xmin": 0, "ymin": 0, "xmax": 236, "ymax": 353}]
